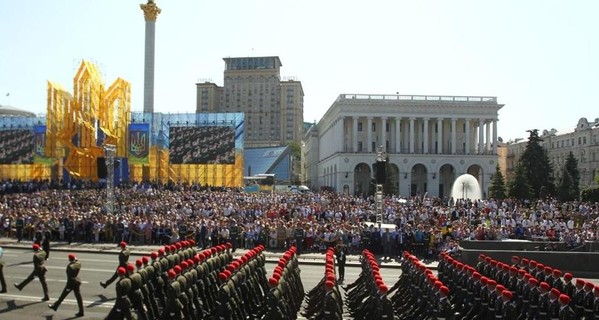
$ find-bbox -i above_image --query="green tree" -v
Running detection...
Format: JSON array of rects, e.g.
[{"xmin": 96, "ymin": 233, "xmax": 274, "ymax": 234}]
[
  {"xmin": 558, "ymin": 151, "xmax": 580, "ymax": 201},
  {"xmin": 488, "ymin": 165, "xmax": 507, "ymax": 199},
  {"xmin": 508, "ymin": 163, "xmax": 533, "ymax": 200},
  {"xmin": 518, "ymin": 129, "xmax": 555, "ymax": 198}
]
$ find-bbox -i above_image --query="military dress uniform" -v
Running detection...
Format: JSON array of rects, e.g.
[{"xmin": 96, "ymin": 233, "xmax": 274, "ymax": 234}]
[
  {"xmin": 14, "ymin": 244, "xmax": 49, "ymax": 300},
  {"xmin": 49, "ymin": 254, "xmax": 84, "ymax": 317},
  {"xmin": 105, "ymin": 272, "xmax": 133, "ymax": 320},
  {"xmin": 0, "ymin": 247, "xmax": 6, "ymax": 293},
  {"xmin": 102, "ymin": 243, "xmax": 130, "ymax": 288}
]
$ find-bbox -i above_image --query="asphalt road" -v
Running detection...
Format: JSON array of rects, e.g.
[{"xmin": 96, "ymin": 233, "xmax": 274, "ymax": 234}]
[{"xmin": 0, "ymin": 248, "xmax": 402, "ymax": 320}]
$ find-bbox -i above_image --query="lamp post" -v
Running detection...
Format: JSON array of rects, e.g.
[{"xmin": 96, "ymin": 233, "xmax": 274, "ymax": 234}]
[
  {"xmin": 375, "ymin": 146, "xmax": 386, "ymax": 228},
  {"xmin": 104, "ymin": 144, "xmax": 116, "ymax": 215}
]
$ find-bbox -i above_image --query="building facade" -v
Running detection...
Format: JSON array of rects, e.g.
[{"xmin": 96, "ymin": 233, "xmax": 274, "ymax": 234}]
[
  {"xmin": 196, "ymin": 56, "xmax": 304, "ymax": 148},
  {"xmin": 505, "ymin": 117, "xmax": 599, "ymax": 189},
  {"xmin": 306, "ymin": 93, "xmax": 504, "ymax": 198}
]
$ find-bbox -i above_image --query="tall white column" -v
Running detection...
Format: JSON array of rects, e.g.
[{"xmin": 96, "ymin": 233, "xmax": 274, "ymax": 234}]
[
  {"xmin": 409, "ymin": 117, "xmax": 415, "ymax": 153},
  {"xmin": 423, "ymin": 118, "xmax": 429, "ymax": 154},
  {"xmin": 437, "ymin": 118, "xmax": 443, "ymax": 154},
  {"xmin": 395, "ymin": 117, "xmax": 401, "ymax": 153},
  {"xmin": 465, "ymin": 119, "xmax": 471, "ymax": 155},
  {"xmin": 451, "ymin": 118, "xmax": 457, "ymax": 154},
  {"xmin": 367, "ymin": 117, "xmax": 373, "ymax": 153},
  {"xmin": 478, "ymin": 119, "xmax": 485, "ymax": 154},
  {"xmin": 380, "ymin": 117, "xmax": 387, "ymax": 151},
  {"xmin": 492, "ymin": 118, "xmax": 498, "ymax": 154},
  {"xmin": 352, "ymin": 116, "xmax": 358, "ymax": 153},
  {"xmin": 486, "ymin": 119, "xmax": 491, "ymax": 152}
]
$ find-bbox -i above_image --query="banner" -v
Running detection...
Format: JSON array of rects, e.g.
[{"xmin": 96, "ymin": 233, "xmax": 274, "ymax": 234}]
[
  {"xmin": 128, "ymin": 123, "xmax": 150, "ymax": 165},
  {"xmin": 33, "ymin": 125, "xmax": 54, "ymax": 164}
]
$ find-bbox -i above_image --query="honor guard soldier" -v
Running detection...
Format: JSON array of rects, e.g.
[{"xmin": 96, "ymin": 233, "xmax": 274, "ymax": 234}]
[
  {"xmin": 501, "ymin": 290, "xmax": 517, "ymax": 319},
  {"xmin": 548, "ymin": 288, "xmax": 561, "ymax": 320},
  {"xmin": 127, "ymin": 262, "xmax": 148, "ymax": 320},
  {"xmin": 573, "ymin": 279, "xmax": 586, "ymax": 316},
  {"xmin": 0, "ymin": 246, "xmax": 6, "ymax": 293},
  {"xmin": 593, "ymin": 285, "xmax": 599, "ymax": 320},
  {"xmin": 48, "ymin": 254, "xmax": 84, "ymax": 317},
  {"xmin": 105, "ymin": 267, "xmax": 133, "ymax": 320},
  {"xmin": 583, "ymin": 281, "xmax": 595, "ymax": 319},
  {"xmin": 558, "ymin": 294, "xmax": 576, "ymax": 320},
  {"xmin": 13, "ymin": 243, "xmax": 49, "ymax": 301},
  {"xmin": 437, "ymin": 285, "xmax": 454, "ymax": 320},
  {"xmin": 101, "ymin": 241, "xmax": 130, "ymax": 289},
  {"xmin": 538, "ymin": 282, "xmax": 551, "ymax": 320},
  {"xmin": 562, "ymin": 273, "xmax": 575, "ymax": 299}
]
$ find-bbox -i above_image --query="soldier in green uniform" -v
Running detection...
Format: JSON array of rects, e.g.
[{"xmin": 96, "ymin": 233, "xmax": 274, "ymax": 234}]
[
  {"xmin": 135, "ymin": 258, "xmax": 156, "ymax": 320},
  {"xmin": 163, "ymin": 269, "xmax": 184, "ymax": 320},
  {"xmin": 0, "ymin": 246, "xmax": 6, "ymax": 293},
  {"xmin": 105, "ymin": 267, "xmax": 133, "ymax": 320},
  {"xmin": 14, "ymin": 243, "xmax": 49, "ymax": 301},
  {"xmin": 126, "ymin": 263, "xmax": 148, "ymax": 320},
  {"xmin": 101, "ymin": 241, "xmax": 130, "ymax": 288},
  {"xmin": 48, "ymin": 253, "xmax": 84, "ymax": 317}
]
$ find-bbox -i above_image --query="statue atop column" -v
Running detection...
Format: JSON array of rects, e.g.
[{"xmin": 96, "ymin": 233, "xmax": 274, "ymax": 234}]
[{"xmin": 140, "ymin": 0, "xmax": 161, "ymax": 22}]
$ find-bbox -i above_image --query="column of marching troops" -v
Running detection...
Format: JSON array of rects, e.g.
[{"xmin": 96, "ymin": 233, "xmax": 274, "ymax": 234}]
[
  {"xmin": 435, "ymin": 252, "xmax": 599, "ymax": 320},
  {"xmin": 99, "ymin": 240, "xmax": 304, "ymax": 320}
]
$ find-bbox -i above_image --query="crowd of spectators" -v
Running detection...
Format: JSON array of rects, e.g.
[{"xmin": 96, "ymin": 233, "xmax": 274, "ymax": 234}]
[{"xmin": 1, "ymin": 180, "xmax": 599, "ymax": 260}]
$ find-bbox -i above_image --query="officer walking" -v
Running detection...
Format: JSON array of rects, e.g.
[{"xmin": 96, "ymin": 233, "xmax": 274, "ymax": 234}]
[
  {"xmin": 101, "ymin": 241, "xmax": 130, "ymax": 289},
  {"xmin": 48, "ymin": 253, "xmax": 84, "ymax": 317},
  {"xmin": 105, "ymin": 267, "xmax": 133, "ymax": 320},
  {"xmin": 0, "ymin": 246, "xmax": 6, "ymax": 293},
  {"xmin": 13, "ymin": 243, "xmax": 49, "ymax": 301},
  {"xmin": 336, "ymin": 244, "xmax": 347, "ymax": 283}
]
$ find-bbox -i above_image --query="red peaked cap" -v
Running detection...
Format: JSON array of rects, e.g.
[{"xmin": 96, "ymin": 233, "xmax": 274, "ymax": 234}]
[{"xmin": 68, "ymin": 253, "xmax": 76, "ymax": 261}]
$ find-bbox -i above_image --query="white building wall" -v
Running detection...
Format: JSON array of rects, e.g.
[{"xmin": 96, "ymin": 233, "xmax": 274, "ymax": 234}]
[{"xmin": 308, "ymin": 94, "xmax": 504, "ymax": 198}]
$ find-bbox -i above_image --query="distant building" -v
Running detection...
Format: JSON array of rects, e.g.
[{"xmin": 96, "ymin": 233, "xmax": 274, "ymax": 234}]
[
  {"xmin": 196, "ymin": 56, "xmax": 304, "ymax": 148},
  {"xmin": 305, "ymin": 93, "xmax": 504, "ymax": 197},
  {"xmin": 505, "ymin": 117, "xmax": 599, "ymax": 188}
]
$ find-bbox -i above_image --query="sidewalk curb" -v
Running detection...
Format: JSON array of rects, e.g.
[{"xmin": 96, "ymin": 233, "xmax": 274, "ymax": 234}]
[{"xmin": 0, "ymin": 243, "xmax": 432, "ymax": 270}]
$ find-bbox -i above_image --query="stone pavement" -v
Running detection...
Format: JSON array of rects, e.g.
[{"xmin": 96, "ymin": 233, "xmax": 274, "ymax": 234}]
[{"xmin": 0, "ymin": 237, "xmax": 438, "ymax": 270}]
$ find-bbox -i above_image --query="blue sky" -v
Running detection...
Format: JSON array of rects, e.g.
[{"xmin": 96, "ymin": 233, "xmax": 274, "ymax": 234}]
[{"xmin": 1, "ymin": 0, "xmax": 597, "ymax": 141}]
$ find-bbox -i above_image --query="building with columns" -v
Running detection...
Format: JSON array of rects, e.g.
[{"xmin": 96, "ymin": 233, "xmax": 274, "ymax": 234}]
[{"xmin": 304, "ymin": 93, "xmax": 504, "ymax": 198}]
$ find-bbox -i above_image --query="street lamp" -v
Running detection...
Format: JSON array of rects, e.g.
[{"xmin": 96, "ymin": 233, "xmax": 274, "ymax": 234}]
[{"xmin": 104, "ymin": 144, "xmax": 116, "ymax": 215}]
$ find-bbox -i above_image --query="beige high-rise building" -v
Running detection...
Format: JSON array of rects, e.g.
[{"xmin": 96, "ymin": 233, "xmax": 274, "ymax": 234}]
[{"xmin": 196, "ymin": 56, "xmax": 304, "ymax": 148}]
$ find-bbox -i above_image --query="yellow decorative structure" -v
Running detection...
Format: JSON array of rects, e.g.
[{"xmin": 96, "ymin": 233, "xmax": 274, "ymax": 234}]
[{"xmin": 46, "ymin": 60, "xmax": 130, "ymax": 180}]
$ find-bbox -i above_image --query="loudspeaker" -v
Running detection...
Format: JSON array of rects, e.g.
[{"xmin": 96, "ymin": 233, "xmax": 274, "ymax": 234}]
[
  {"xmin": 97, "ymin": 157, "xmax": 107, "ymax": 179},
  {"xmin": 375, "ymin": 161, "xmax": 386, "ymax": 184}
]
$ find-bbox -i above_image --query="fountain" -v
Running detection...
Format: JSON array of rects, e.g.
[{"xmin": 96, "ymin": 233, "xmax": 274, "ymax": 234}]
[{"xmin": 450, "ymin": 174, "xmax": 482, "ymax": 201}]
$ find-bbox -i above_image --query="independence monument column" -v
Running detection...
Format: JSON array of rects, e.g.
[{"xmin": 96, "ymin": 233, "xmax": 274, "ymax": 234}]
[{"xmin": 140, "ymin": 0, "xmax": 161, "ymax": 114}]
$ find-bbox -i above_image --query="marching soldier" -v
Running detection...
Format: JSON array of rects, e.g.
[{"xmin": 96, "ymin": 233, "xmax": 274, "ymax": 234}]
[
  {"xmin": 558, "ymin": 294, "xmax": 576, "ymax": 320},
  {"xmin": 0, "ymin": 246, "xmax": 6, "ymax": 293},
  {"xmin": 101, "ymin": 241, "xmax": 130, "ymax": 289},
  {"xmin": 48, "ymin": 253, "xmax": 84, "ymax": 317},
  {"xmin": 126, "ymin": 263, "xmax": 148, "ymax": 320},
  {"xmin": 336, "ymin": 244, "xmax": 347, "ymax": 283},
  {"xmin": 583, "ymin": 281, "xmax": 595, "ymax": 319},
  {"xmin": 501, "ymin": 290, "xmax": 518, "ymax": 318},
  {"xmin": 105, "ymin": 267, "xmax": 133, "ymax": 320},
  {"xmin": 13, "ymin": 243, "xmax": 49, "ymax": 301},
  {"xmin": 573, "ymin": 279, "xmax": 586, "ymax": 317}
]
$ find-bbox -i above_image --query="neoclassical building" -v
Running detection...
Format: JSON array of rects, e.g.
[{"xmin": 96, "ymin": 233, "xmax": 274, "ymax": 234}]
[
  {"xmin": 304, "ymin": 93, "xmax": 504, "ymax": 198},
  {"xmin": 505, "ymin": 117, "xmax": 599, "ymax": 188}
]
